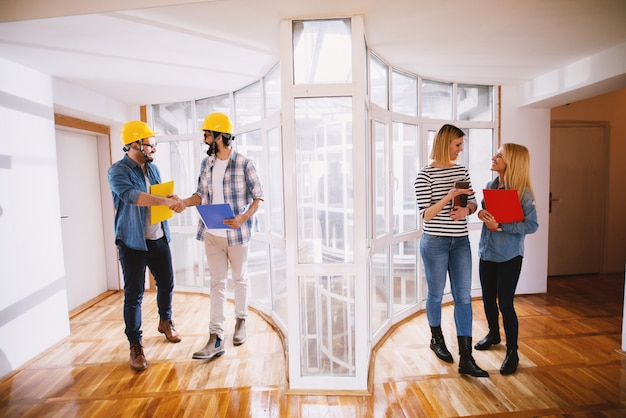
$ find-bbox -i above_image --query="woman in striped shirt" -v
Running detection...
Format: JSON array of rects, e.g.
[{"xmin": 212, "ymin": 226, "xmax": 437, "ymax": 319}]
[{"xmin": 414, "ymin": 124, "xmax": 488, "ymax": 378}]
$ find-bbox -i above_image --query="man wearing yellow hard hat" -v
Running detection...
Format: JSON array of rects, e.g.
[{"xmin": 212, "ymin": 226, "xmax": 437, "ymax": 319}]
[
  {"xmin": 182, "ymin": 112, "xmax": 264, "ymax": 361},
  {"xmin": 107, "ymin": 120, "xmax": 186, "ymax": 372}
]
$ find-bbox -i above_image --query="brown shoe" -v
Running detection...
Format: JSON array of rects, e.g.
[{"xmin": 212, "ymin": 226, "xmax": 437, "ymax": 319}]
[
  {"xmin": 158, "ymin": 319, "xmax": 181, "ymax": 343},
  {"xmin": 130, "ymin": 342, "xmax": 148, "ymax": 372}
]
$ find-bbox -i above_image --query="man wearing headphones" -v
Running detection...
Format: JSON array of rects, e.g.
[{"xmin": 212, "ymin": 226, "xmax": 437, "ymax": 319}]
[
  {"xmin": 183, "ymin": 112, "xmax": 264, "ymax": 361},
  {"xmin": 107, "ymin": 120, "xmax": 186, "ymax": 372}
]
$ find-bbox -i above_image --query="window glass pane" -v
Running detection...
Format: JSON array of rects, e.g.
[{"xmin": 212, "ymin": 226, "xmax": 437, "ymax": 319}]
[
  {"xmin": 374, "ymin": 121, "xmax": 387, "ymax": 236},
  {"xmin": 466, "ymin": 128, "xmax": 494, "ymax": 206},
  {"xmin": 369, "ymin": 54, "xmax": 388, "ymax": 109},
  {"xmin": 371, "ymin": 249, "xmax": 389, "ymax": 334},
  {"xmin": 267, "ymin": 127, "xmax": 284, "ymax": 236},
  {"xmin": 392, "ymin": 122, "xmax": 418, "ymax": 233},
  {"xmin": 392, "ymin": 70, "xmax": 417, "ymax": 116},
  {"xmin": 249, "ymin": 240, "xmax": 270, "ymax": 307},
  {"xmin": 392, "ymin": 240, "xmax": 417, "ymax": 312},
  {"xmin": 235, "ymin": 81, "xmax": 262, "ymax": 126},
  {"xmin": 295, "ymin": 97, "xmax": 353, "ymax": 264},
  {"xmin": 271, "ymin": 248, "xmax": 288, "ymax": 325},
  {"xmin": 300, "ymin": 275, "xmax": 355, "ymax": 376},
  {"xmin": 293, "ymin": 19, "xmax": 352, "ymax": 84},
  {"xmin": 150, "ymin": 140, "xmax": 203, "ymax": 287},
  {"xmin": 458, "ymin": 84, "xmax": 493, "ymax": 121},
  {"xmin": 195, "ymin": 94, "xmax": 231, "ymax": 130},
  {"xmin": 421, "ymin": 79, "xmax": 452, "ymax": 119},
  {"xmin": 152, "ymin": 101, "xmax": 193, "ymax": 135},
  {"xmin": 264, "ymin": 63, "xmax": 281, "ymax": 116},
  {"xmin": 234, "ymin": 130, "xmax": 267, "ymax": 232}
]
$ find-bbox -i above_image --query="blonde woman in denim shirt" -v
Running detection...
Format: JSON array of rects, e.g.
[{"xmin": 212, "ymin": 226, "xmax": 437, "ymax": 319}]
[{"xmin": 475, "ymin": 143, "xmax": 539, "ymax": 375}]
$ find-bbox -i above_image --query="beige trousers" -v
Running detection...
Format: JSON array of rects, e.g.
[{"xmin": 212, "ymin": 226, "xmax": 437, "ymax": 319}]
[{"xmin": 203, "ymin": 232, "xmax": 249, "ymax": 340}]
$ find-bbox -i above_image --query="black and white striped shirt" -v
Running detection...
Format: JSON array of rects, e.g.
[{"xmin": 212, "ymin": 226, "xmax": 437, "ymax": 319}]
[{"xmin": 414, "ymin": 165, "xmax": 475, "ymax": 237}]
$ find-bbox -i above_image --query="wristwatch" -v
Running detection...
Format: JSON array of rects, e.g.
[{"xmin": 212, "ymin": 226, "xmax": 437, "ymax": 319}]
[{"xmin": 496, "ymin": 223, "xmax": 503, "ymax": 232}]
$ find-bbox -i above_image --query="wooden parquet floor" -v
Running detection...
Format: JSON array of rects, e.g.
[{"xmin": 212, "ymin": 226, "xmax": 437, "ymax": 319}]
[{"xmin": 1, "ymin": 273, "xmax": 625, "ymax": 417}]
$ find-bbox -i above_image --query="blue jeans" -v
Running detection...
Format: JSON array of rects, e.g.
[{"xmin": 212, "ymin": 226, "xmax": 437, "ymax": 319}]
[
  {"xmin": 420, "ymin": 234, "xmax": 473, "ymax": 337},
  {"xmin": 117, "ymin": 237, "xmax": 174, "ymax": 345}
]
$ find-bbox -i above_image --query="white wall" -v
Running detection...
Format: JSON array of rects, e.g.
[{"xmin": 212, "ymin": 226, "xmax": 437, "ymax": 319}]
[
  {"xmin": 500, "ymin": 85, "xmax": 551, "ymax": 294},
  {"xmin": 0, "ymin": 58, "xmax": 71, "ymax": 377},
  {"xmin": 0, "ymin": 58, "xmax": 133, "ymax": 379}
]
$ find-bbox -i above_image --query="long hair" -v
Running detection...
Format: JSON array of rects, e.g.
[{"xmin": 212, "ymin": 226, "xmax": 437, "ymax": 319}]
[
  {"xmin": 500, "ymin": 143, "xmax": 535, "ymax": 200},
  {"xmin": 429, "ymin": 124, "xmax": 465, "ymax": 163}
]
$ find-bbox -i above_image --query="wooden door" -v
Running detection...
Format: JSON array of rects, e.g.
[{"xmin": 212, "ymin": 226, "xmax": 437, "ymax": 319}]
[{"xmin": 548, "ymin": 123, "xmax": 608, "ymax": 276}]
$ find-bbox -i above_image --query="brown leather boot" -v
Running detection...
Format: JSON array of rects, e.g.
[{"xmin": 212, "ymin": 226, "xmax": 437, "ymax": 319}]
[
  {"xmin": 158, "ymin": 319, "xmax": 181, "ymax": 343},
  {"xmin": 129, "ymin": 342, "xmax": 148, "ymax": 371}
]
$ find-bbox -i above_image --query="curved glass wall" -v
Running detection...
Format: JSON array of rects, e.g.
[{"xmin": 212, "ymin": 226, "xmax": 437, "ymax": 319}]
[{"xmin": 147, "ymin": 16, "xmax": 496, "ymax": 391}]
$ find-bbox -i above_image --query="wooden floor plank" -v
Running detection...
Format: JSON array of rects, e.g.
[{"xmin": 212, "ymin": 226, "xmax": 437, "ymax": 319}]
[{"xmin": 0, "ymin": 273, "xmax": 624, "ymax": 416}]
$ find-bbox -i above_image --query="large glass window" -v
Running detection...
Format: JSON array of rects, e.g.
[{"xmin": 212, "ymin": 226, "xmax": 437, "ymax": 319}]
[
  {"xmin": 293, "ymin": 19, "xmax": 352, "ymax": 84},
  {"xmin": 147, "ymin": 17, "xmax": 499, "ymax": 391},
  {"xmin": 295, "ymin": 97, "xmax": 354, "ymax": 264}
]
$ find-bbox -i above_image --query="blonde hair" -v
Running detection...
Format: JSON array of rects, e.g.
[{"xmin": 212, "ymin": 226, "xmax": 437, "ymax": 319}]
[
  {"xmin": 500, "ymin": 143, "xmax": 535, "ymax": 200},
  {"xmin": 430, "ymin": 124, "xmax": 465, "ymax": 163}
]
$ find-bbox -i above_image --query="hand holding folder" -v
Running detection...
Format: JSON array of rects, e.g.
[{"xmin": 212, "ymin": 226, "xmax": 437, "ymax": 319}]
[
  {"xmin": 482, "ymin": 189, "xmax": 524, "ymax": 223},
  {"xmin": 149, "ymin": 181, "xmax": 175, "ymax": 224},
  {"xmin": 196, "ymin": 204, "xmax": 235, "ymax": 229}
]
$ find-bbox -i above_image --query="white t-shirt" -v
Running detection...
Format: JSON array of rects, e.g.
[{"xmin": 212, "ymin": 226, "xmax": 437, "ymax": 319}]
[
  {"xmin": 208, "ymin": 157, "xmax": 229, "ymax": 237},
  {"xmin": 144, "ymin": 174, "xmax": 164, "ymax": 240}
]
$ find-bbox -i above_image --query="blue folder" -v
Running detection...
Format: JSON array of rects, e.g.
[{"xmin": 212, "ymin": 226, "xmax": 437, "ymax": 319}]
[{"xmin": 196, "ymin": 203, "xmax": 235, "ymax": 229}]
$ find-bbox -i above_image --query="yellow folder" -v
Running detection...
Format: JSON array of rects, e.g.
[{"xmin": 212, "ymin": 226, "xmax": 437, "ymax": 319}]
[{"xmin": 149, "ymin": 180, "xmax": 174, "ymax": 224}]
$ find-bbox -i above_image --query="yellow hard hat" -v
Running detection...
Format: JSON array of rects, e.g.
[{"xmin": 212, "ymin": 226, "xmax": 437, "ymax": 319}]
[
  {"xmin": 120, "ymin": 120, "xmax": 156, "ymax": 146},
  {"xmin": 201, "ymin": 112, "xmax": 232, "ymax": 134}
]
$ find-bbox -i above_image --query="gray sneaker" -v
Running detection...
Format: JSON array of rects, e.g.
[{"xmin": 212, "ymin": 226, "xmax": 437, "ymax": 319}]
[
  {"xmin": 233, "ymin": 318, "xmax": 247, "ymax": 346},
  {"xmin": 192, "ymin": 334, "xmax": 225, "ymax": 360}
]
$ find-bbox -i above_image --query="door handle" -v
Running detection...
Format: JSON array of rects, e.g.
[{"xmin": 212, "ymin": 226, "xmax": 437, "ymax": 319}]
[{"xmin": 549, "ymin": 192, "xmax": 561, "ymax": 214}]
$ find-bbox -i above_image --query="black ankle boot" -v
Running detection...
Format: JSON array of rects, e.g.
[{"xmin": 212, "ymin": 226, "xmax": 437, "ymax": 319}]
[
  {"xmin": 430, "ymin": 326, "xmax": 453, "ymax": 363},
  {"xmin": 458, "ymin": 336, "xmax": 489, "ymax": 377},
  {"xmin": 500, "ymin": 348, "xmax": 519, "ymax": 375},
  {"xmin": 474, "ymin": 333, "xmax": 501, "ymax": 350}
]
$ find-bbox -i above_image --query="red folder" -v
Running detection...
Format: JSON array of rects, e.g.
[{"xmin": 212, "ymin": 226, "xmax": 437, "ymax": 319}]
[{"xmin": 483, "ymin": 189, "xmax": 524, "ymax": 223}]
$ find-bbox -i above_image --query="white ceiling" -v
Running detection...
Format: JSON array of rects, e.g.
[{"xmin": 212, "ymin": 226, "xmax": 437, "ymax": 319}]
[{"xmin": 1, "ymin": 0, "xmax": 626, "ymax": 107}]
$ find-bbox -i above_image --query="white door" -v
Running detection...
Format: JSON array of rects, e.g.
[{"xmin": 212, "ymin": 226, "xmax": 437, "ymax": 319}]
[
  {"xmin": 548, "ymin": 124, "xmax": 608, "ymax": 276},
  {"xmin": 56, "ymin": 129, "xmax": 108, "ymax": 310}
]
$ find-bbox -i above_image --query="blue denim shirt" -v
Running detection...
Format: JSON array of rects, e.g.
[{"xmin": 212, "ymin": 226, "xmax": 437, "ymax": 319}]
[
  {"xmin": 108, "ymin": 154, "xmax": 171, "ymax": 251},
  {"xmin": 478, "ymin": 178, "xmax": 538, "ymax": 262}
]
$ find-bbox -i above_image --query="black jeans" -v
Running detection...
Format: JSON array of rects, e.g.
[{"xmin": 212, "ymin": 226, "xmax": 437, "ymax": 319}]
[
  {"xmin": 117, "ymin": 237, "xmax": 174, "ymax": 345},
  {"xmin": 478, "ymin": 256, "xmax": 523, "ymax": 350}
]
